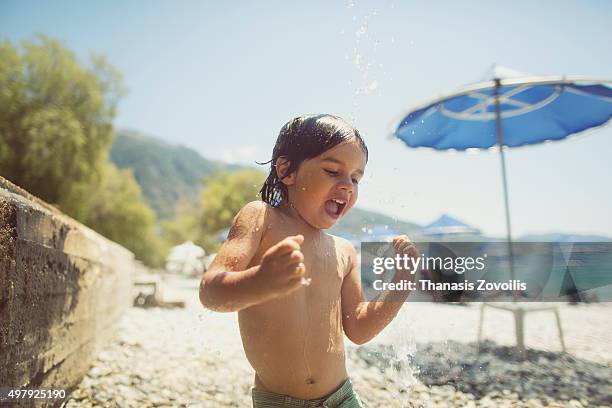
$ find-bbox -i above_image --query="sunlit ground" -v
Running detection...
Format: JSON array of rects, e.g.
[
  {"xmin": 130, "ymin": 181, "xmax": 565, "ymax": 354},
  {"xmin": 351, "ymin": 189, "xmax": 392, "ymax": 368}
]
[{"xmin": 64, "ymin": 276, "xmax": 611, "ymax": 408}]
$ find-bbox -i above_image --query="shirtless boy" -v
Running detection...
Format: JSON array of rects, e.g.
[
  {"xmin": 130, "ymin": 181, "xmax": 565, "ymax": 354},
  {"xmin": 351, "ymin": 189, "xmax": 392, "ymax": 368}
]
[{"xmin": 199, "ymin": 114, "xmax": 418, "ymax": 407}]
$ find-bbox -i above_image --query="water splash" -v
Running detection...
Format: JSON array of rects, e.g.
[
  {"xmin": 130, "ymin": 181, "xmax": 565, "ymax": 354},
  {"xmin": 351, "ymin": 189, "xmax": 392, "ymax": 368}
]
[
  {"xmin": 343, "ymin": 4, "xmax": 419, "ymax": 404},
  {"xmin": 374, "ymin": 312, "xmax": 420, "ymax": 407},
  {"xmin": 345, "ymin": 3, "xmax": 386, "ymax": 123}
]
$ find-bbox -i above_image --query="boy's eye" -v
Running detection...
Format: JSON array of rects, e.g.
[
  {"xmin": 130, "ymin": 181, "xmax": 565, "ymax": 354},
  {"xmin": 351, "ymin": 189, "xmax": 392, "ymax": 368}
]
[{"xmin": 325, "ymin": 168, "xmax": 360, "ymax": 184}]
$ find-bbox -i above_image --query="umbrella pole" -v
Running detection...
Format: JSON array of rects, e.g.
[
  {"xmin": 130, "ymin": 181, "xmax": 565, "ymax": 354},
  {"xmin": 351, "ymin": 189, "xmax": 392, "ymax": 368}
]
[{"xmin": 494, "ymin": 79, "xmax": 517, "ymax": 299}]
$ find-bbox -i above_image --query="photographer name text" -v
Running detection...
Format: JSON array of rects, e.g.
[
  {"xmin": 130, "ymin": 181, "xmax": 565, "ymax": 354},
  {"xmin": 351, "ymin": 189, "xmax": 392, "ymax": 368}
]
[{"xmin": 372, "ymin": 279, "xmax": 527, "ymax": 292}]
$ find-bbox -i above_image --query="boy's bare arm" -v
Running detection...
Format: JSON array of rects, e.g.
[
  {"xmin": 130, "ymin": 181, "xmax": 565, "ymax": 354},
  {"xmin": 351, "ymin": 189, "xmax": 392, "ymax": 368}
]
[
  {"xmin": 340, "ymin": 236, "xmax": 417, "ymax": 345},
  {"xmin": 199, "ymin": 201, "xmax": 307, "ymax": 312},
  {"xmin": 199, "ymin": 201, "xmax": 266, "ymax": 312}
]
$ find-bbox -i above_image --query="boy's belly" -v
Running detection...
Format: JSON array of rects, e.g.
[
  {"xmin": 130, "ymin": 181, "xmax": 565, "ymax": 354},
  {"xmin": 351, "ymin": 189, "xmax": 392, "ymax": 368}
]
[{"xmin": 238, "ymin": 294, "xmax": 347, "ymax": 400}]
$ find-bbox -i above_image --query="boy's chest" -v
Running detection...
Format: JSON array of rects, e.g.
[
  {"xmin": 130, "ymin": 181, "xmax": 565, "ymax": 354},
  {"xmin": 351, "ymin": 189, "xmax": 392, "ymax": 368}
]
[
  {"xmin": 301, "ymin": 243, "xmax": 349, "ymax": 295},
  {"xmin": 259, "ymin": 228, "xmax": 350, "ymax": 295}
]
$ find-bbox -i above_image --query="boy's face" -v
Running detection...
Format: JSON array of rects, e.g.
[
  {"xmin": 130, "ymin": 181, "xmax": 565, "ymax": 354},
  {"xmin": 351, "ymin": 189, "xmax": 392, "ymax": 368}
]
[{"xmin": 283, "ymin": 139, "xmax": 367, "ymax": 230}]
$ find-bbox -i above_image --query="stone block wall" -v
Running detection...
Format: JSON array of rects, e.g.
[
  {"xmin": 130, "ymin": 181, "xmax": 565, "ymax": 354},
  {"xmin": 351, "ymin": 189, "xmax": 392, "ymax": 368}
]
[{"xmin": 0, "ymin": 176, "xmax": 135, "ymax": 397}]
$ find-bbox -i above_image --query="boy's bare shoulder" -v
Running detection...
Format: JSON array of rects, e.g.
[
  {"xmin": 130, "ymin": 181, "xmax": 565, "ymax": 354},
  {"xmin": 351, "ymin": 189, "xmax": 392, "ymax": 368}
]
[
  {"xmin": 237, "ymin": 200, "xmax": 269, "ymax": 215},
  {"xmin": 328, "ymin": 233, "xmax": 358, "ymax": 272},
  {"xmin": 228, "ymin": 200, "xmax": 271, "ymax": 240}
]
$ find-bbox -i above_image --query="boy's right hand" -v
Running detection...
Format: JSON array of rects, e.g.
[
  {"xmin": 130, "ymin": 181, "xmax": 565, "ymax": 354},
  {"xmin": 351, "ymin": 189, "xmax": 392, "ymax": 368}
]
[{"xmin": 256, "ymin": 234, "xmax": 306, "ymax": 297}]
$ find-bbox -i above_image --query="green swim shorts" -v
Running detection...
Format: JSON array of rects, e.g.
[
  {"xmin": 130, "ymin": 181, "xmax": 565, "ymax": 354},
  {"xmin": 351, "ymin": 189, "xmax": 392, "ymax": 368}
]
[{"xmin": 251, "ymin": 378, "xmax": 364, "ymax": 407}]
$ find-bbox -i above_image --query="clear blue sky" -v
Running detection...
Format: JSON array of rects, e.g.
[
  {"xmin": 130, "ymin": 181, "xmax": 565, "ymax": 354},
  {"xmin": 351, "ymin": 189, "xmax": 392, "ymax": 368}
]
[{"xmin": 2, "ymin": 0, "xmax": 611, "ymax": 238}]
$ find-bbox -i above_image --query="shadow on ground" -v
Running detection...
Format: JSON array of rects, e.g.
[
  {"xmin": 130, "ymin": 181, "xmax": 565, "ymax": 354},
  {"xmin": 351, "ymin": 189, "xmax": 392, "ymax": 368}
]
[{"xmin": 357, "ymin": 340, "xmax": 612, "ymax": 406}]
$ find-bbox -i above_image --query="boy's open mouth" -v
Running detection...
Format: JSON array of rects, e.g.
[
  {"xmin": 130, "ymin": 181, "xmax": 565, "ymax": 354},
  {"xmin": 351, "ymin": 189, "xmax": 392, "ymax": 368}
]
[{"xmin": 324, "ymin": 198, "xmax": 347, "ymax": 219}]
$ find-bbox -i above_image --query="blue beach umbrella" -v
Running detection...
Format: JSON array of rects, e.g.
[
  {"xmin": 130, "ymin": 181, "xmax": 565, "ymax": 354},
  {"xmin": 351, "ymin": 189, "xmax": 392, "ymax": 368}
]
[{"xmin": 392, "ymin": 66, "xmax": 612, "ymax": 283}]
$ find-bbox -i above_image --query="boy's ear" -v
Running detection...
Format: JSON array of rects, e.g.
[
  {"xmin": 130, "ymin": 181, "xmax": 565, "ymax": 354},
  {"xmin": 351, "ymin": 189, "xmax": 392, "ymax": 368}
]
[{"xmin": 275, "ymin": 157, "xmax": 295, "ymax": 186}]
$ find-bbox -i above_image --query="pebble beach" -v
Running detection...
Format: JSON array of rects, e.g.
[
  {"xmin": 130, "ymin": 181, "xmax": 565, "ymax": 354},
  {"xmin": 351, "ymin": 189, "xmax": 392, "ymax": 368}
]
[{"xmin": 63, "ymin": 276, "xmax": 612, "ymax": 407}]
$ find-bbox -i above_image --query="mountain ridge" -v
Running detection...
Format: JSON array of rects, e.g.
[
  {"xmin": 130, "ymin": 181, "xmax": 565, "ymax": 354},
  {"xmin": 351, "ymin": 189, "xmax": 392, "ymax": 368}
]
[
  {"xmin": 109, "ymin": 130, "xmax": 610, "ymax": 242},
  {"xmin": 108, "ymin": 130, "xmax": 423, "ymax": 236}
]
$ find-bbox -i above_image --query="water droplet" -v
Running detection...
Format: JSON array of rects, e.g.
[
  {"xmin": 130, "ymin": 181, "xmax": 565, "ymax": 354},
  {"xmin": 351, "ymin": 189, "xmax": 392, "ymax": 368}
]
[
  {"xmin": 364, "ymin": 81, "xmax": 378, "ymax": 94},
  {"xmin": 356, "ymin": 27, "xmax": 366, "ymax": 37}
]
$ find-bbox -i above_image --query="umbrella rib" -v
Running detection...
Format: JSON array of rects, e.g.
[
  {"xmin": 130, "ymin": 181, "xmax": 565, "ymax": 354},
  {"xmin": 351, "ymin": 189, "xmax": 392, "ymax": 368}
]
[
  {"xmin": 462, "ymin": 94, "xmax": 494, "ymax": 114},
  {"xmin": 500, "ymin": 84, "xmax": 531, "ymax": 99},
  {"xmin": 463, "ymin": 101, "xmax": 490, "ymax": 115},
  {"xmin": 471, "ymin": 91, "xmax": 492, "ymax": 99},
  {"xmin": 500, "ymin": 98, "xmax": 530, "ymax": 108},
  {"xmin": 494, "ymin": 85, "xmax": 533, "ymax": 108}
]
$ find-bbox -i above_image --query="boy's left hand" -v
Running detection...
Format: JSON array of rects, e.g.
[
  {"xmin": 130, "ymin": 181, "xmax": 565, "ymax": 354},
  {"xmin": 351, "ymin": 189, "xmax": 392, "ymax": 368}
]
[
  {"xmin": 392, "ymin": 235, "xmax": 420, "ymax": 275},
  {"xmin": 392, "ymin": 235, "xmax": 418, "ymax": 257}
]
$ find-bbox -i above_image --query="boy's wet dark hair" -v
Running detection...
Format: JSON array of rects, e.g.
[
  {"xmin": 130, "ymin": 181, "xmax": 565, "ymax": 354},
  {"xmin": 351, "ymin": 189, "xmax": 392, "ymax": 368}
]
[{"xmin": 259, "ymin": 114, "xmax": 368, "ymax": 207}]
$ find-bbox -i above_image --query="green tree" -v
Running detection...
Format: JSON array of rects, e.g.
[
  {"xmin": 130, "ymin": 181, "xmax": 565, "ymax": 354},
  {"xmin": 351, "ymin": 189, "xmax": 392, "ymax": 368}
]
[
  {"xmin": 160, "ymin": 199, "xmax": 200, "ymax": 250},
  {"xmin": 0, "ymin": 36, "xmax": 166, "ymax": 266},
  {"xmin": 84, "ymin": 164, "xmax": 164, "ymax": 267},
  {"xmin": 0, "ymin": 35, "xmax": 124, "ymax": 220},
  {"xmin": 181, "ymin": 169, "xmax": 265, "ymax": 252}
]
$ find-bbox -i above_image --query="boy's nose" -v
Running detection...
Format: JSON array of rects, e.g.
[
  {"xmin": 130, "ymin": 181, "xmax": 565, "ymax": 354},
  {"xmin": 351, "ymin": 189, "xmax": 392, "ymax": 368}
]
[{"xmin": 337, "ymin": 180, "xmax": 353, "ymax": 193}]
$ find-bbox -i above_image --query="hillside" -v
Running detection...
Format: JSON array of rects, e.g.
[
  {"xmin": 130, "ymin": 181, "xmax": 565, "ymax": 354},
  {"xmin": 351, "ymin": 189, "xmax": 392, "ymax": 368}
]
[
  {"xmin": 110, "ymin": 130, "xmax": 240, "ymax": 219},
  {"xmin": 331, "ymin": 207, "xmax": 421, "ymax": 238},
  {"xmin": 109, "ymin": 130, "xmax": 423, "ymax": 237},
  {"xmin": 109, "ymin": 133, "xmax": 612, "ymax": 243}
]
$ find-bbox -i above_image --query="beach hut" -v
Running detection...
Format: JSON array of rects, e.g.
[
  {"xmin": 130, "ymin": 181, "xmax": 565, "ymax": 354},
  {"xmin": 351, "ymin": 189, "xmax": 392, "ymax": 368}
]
[
  {"xmin": 422, "ymin": 214, "xmax": 481, "ymax": 237},
  {"xmin": 165, "ymin": 241, "xmax": 206, "ymax": 276}
]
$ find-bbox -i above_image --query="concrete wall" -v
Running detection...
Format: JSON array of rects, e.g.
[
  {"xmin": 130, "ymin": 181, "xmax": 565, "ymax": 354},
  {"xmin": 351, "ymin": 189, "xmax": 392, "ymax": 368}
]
[{"xmin": 0, "ymin": 176, "xmax": 135, "ymax": 395}]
